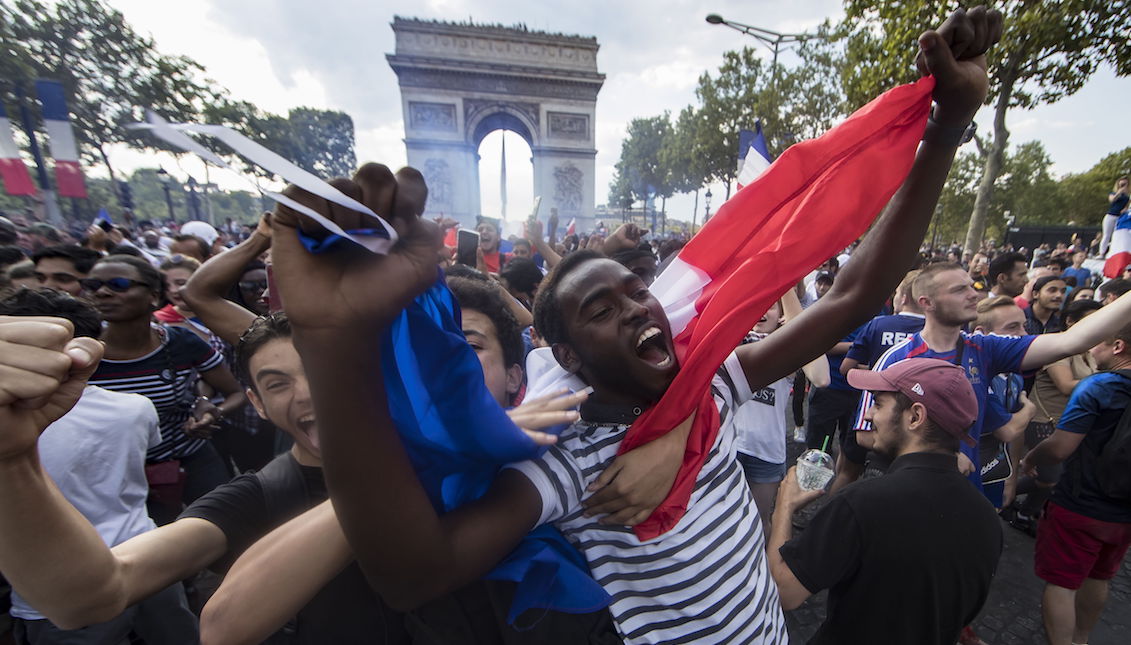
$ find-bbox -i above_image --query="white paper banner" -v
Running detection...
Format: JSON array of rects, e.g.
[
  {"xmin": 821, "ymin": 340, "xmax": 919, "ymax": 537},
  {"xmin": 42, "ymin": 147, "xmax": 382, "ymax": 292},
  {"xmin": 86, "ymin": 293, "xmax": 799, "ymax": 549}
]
[{"xmin": 130, "ymin": 112, "xmax": 397, "ymax": 254}]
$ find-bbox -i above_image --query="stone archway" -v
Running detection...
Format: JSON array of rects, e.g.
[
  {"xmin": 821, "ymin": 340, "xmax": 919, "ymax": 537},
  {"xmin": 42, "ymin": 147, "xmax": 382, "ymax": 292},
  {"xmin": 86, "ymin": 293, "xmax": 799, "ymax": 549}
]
[{"xmin": 387, "ymin": 17, "xmax": 604, "ymax": 229}]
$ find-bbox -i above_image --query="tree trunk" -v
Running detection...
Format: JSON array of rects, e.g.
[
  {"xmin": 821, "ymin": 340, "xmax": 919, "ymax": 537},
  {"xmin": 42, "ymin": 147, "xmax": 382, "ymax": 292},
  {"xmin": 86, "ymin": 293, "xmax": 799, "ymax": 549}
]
[
  {"xmin": 963, "ymin": 69, "xmax": 1016, "ymax": 253},
  {"xmin": 660, "ymin": 195, "xmax": 667, "ymax": 234},
  {"xmin": 98, "ymin": 144, "xmax": 121, "ymax": 202}
]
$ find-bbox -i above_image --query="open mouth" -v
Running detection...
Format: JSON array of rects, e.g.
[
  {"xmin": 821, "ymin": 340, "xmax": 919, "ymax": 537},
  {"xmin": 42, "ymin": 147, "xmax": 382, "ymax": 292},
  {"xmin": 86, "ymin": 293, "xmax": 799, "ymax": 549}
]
[
  {"xmin": 296, "ymin": 413, "xmax": 319, "ymax": 449},
  {"xmin": 635, "ymin": 325, "xmax": 673, "ymax": 368}
]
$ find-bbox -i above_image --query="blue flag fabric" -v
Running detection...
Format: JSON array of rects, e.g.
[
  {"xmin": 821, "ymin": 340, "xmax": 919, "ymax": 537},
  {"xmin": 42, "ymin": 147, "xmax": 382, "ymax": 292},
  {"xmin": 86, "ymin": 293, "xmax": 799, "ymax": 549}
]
[{"xmin": 298, "ymin": 230, "xmax": 611, "ymax": 621}]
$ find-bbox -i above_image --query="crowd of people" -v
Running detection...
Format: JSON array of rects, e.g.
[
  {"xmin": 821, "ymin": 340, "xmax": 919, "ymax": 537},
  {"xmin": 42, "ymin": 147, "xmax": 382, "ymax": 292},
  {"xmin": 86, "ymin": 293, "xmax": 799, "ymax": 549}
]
[{"xmin": 0, "ymin": 7, "xmax": 1129, "ymax": 645}]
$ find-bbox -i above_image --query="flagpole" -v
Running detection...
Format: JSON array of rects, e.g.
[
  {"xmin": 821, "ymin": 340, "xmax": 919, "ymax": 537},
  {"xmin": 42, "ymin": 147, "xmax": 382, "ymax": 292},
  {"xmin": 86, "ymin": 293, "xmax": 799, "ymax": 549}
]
[{"xmin": 500, "ymin": 131, "xmax": 507, "ymax": 221}]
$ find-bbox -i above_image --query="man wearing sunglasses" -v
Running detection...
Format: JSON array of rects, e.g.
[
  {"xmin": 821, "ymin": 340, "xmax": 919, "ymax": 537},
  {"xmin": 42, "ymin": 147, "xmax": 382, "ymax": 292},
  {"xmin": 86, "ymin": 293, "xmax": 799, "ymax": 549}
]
[{"xmin": 31, "ymin": 245, "xmax": 102, "ymax": 297}]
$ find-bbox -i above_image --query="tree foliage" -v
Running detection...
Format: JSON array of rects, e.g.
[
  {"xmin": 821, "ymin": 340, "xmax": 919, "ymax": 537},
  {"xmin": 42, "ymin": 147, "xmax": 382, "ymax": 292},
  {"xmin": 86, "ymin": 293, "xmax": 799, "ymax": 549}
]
[
  {"xmin": 692, "ymin": 25, "xmax": 846, "ymax": 194},
  {"xmin": 839, "ymin": 0, "xmax": 1131, "ymax": 250},
  {"xmin": 0, "ymin": 0, "xmax": 219, "ymax": 169}
]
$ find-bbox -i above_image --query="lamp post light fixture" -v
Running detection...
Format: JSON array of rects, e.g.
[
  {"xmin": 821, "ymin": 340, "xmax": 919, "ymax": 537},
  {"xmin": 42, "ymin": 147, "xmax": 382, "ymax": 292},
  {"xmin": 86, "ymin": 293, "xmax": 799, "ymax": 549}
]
[
  {"xmin": 156, "ymin": 168, "xmax": 176, "ymax": 222},
  {"xmin": 704, "ymin": 13, "xmax": 827, "ymax": 96}
]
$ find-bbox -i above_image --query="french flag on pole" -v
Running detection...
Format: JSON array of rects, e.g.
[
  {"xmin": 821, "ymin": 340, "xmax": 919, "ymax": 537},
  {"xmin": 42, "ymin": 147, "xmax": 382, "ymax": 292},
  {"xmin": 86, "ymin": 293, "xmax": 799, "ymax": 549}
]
[
  {"xmin": 0, "ymin": 103, "xmax": 35, "ymax": 196},
  {"xmin": 619, "ymin": 77, "xmax": 937, "ymax": 539},
  {"xmin": 1103, "ymin": 213, "xmax": 1131, "ymax": 278},
  {"xmin": 565, "ymin": 217, "xmax": 576, "ymax": 236},
  {"xmin": 35, "ymin": 80, "xmax": 87, "ymax": 198},
  {"xmin": 735, "ymin": 120, "xmax": 772, "ymax": 191}
]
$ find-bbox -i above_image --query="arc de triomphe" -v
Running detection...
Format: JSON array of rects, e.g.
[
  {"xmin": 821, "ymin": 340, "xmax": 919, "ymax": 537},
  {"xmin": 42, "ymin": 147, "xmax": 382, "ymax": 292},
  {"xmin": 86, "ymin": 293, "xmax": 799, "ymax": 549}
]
[{"xmin": 387, "ymin": 17, "xmax": 604, "ymax": 228}]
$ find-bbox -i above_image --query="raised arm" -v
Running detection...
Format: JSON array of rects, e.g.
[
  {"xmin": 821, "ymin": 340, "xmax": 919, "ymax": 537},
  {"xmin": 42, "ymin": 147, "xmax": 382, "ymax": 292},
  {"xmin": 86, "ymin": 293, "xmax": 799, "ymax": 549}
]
[
  {"xmin": 780, "ymin": 290, "xmax": 830, "ymax": 388},
  {"xmin": 201, "ymin": 500, "xmax": 348, "ymax": 645},
  {"xmin": 270, "ymin": 166, "xmax": 580, "ymax": 610},
  {"xmin": 739, "ymin": 7, "xmax": 1001, "ymax": 391},
  {"xmin": 1020, "ymin": 291, "xmax": 1131, "ymax": 371},
  {"xmin": 525, "ymin": 217, "xmax": 562, "ymax": 269},
  {"xmin": 0, "ymin": 317, "xmax": 228, "ymax": 628},
  {"xmin": 182, "ymin": 215, "xmax": 271, "ymax": 346}
]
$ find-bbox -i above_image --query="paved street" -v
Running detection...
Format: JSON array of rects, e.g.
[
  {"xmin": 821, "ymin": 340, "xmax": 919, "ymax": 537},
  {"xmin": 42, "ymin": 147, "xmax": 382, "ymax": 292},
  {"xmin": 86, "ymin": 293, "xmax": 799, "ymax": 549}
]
[{"xmin": 782, "ymin": 441, "xmax": 1131, "ymax": 644}]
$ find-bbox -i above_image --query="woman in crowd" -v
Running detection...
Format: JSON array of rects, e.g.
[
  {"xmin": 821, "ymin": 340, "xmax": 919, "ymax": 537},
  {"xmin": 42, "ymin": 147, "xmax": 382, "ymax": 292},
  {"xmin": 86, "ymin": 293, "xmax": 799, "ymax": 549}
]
[{"xmin": 84, "ymin": 254, "xmax": 245, "ymax": 524}]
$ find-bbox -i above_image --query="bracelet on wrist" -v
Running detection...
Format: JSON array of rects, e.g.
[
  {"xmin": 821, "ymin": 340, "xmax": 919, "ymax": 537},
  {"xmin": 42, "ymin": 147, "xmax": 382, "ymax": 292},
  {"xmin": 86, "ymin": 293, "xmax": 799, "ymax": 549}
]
[{"xmin": 923, "ymin": 109, "xmax": 976, "ymax": 147}]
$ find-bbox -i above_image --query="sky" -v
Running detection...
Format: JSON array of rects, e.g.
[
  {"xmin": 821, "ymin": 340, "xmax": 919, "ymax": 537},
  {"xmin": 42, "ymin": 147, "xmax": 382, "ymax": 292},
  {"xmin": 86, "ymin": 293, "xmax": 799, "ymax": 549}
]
[{"xmin": 100, "ymin": 0, "xmax": 1129, "ymax": 226}]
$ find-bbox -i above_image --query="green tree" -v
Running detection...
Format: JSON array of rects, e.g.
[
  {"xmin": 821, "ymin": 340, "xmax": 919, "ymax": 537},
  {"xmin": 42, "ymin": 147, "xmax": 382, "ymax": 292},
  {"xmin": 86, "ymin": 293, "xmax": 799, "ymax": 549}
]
[
  {"xmin": 609, "ymin": 115, "xmax": 675, "ymax": 218},
  {"xmin": 1, "ymin": 0, "xmax": 221, "ymax": 183},
  {"xmin": 840, "ymin": 1, "xmax": 1131, "ymax": 253},
  {"xmin": 692, "ymin": 25, "xmax": 845, "ymax": 198},
  {"xmin": 1056, "ymin": 147, "xmax": 1131, "ymax": 225}
]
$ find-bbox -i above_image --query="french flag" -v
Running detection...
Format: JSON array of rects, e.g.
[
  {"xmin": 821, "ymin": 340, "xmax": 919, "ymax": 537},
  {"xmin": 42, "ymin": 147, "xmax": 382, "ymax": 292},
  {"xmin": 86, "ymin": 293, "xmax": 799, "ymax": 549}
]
[
  {"xmin": 0, "ymin": 103, "xmax": 35, "ymax": 196},
  {"xmin": 735, "ymin": 121, "xmax": 772, "ymax": 190},
  {"xmin": 1103, "ymin": 213, "xmax": 1131, "ymax": 278},
  {"xmin": 619, "ymin": 77, "xmax": 937, "ymax": 539},
  {"xmin": 565, "ymin": 217, "xmax": 576, "ymax": 236},
  {"xmin": 35, "ymin": 80, "xmax": 87, "ymax": 198}
]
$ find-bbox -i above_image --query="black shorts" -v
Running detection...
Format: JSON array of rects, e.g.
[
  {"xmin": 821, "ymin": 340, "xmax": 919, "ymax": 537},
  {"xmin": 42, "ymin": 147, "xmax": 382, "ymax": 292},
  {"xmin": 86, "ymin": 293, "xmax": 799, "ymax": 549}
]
[{"xmin": 806, "ymin": 387, "xmax": 866, "ymax": 463}]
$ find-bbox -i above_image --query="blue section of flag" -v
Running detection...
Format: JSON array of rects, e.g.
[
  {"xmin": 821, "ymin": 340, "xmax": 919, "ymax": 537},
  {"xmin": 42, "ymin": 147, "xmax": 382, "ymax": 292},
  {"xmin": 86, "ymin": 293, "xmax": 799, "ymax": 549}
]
[
  {"xmin": 298, "ymin": 229, "xmax": 610, "ymax": 621},
  {"xmin": 738, "ymin": 122, "xmax": 772, "ymax": 163},
  {"xmin": 95, "ymin": 209, "xmax": 112, "ymax": 224},
  {"xmin": 34, "ymin": 80, "xmax": 70, "ymax": 122}
]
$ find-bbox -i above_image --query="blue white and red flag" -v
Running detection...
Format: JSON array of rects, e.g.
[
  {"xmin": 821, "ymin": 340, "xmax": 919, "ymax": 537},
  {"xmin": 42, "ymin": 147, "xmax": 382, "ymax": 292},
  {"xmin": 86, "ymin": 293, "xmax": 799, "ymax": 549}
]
[
  {"xmin": 35, "ymin": 80, "xmax": 87, "ymax": 198},
  {"xmin": 1104, "ymin": 213, "xmax": 1131, "ymax": 278},
  {"xmin": 0, "ymin": 103, "xmax": 35, "ymax": 196}
]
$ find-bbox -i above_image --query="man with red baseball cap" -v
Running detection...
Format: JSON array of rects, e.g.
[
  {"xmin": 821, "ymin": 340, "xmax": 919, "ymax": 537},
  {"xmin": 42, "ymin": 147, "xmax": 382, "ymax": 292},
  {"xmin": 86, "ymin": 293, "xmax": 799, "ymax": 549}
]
[{"xmin": 768, "ymin": 358, "xmax": 1003, "ymax": 645}]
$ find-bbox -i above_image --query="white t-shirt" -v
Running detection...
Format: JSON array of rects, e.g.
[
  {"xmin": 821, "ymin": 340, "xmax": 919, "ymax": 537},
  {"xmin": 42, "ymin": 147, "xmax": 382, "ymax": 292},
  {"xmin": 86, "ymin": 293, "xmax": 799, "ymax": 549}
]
[
  {"xmin": 10, "ymin": 386, "xmax": 161, "ymax": 620},
  {"xmin": 734, "ymin": 333, "xmax": 792, "ymax": 463},
  {"xmin": 509, "ymin": 354, "xmax": 788, "ymax": 645}
]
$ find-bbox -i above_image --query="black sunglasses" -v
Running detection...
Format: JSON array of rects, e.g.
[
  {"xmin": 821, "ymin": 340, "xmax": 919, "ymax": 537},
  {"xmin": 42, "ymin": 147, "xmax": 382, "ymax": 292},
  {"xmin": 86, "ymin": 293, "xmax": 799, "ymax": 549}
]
[{"xmin": 80, "ymin": 277, "xmax": 149, "ymax": 293}]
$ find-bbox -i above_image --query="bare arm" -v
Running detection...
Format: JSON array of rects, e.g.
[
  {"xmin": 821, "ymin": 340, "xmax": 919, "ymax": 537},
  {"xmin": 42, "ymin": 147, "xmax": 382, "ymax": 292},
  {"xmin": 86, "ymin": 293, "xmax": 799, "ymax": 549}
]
[
  {"xmin": 270, "ymin": 166, "xmax": 581, "ymax": 611},
  {"xmin": 781, "ymin": 290, "xmax": 830, "ymax": 388},
  {"xmin": 992, "ymin": 392, "xmax": 1035, "ymax": 443},
  {"xmin": 1045, "ymin": 358, "xmax": 1082, "ymax": 397},
  {"xmin": 182, "ymin": 218, "xmax": 270, "ymax": 346},
  {"xmin": 0, "ymin": 318, "xmax": 227, "ymax": 628},
  {"xmin": 199, "ymin": 364, "xmax": 247, "ymax": 418},
  {"xmin": 525, "ymin": 218, "xmax": 562, "ymax": 269},
  {"xmin": 839, "ymin": 357, "xmax": 864, "ymax": 377},
  {"xmin": 201, "ymin": 501, "xmax": 348, "ymax": 645},
  {"xmin": 768, "ymin": 468, "xmax": 823, "ymax": 610},
  {"xmin": 1020, "ymin": 292, "xmax": 1131, "ymax": 372},
  {"xmin": 736, "ymin": 5, "xmax": 1004, "ymax": 390}
]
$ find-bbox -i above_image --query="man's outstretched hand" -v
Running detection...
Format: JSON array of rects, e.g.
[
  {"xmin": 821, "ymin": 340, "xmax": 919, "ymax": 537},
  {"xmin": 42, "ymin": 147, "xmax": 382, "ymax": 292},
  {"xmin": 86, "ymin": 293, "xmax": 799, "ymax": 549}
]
[
  {"xmin": 270, "ymin": 163, "xmax": 441, "ymax": 336},
  {"xmin": 0, "ymin": 317, "xmax": 102, "ymax": 461},
  {"xmin": 917, "ymin": 6, "xmax": 1004, "ymax": 126}
]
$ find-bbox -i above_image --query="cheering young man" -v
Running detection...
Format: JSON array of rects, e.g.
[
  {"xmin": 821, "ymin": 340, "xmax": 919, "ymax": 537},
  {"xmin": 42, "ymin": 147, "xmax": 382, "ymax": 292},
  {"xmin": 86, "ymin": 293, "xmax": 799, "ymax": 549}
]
[{"xmin": 266, "ymin": 9, "xmax": 1004, "ymax": 643}]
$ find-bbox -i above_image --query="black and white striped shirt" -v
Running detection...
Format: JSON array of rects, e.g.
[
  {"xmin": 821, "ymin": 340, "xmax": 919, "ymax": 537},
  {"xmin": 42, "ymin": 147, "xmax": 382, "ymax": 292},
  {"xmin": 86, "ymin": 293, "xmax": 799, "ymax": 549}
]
[
  {"xmin": 510, "ymin": 354, "xmax": 788, "ymax": 644},
  {"xmin": 91, "ymin": 325, "xmax": 223, "ymax": 461}
]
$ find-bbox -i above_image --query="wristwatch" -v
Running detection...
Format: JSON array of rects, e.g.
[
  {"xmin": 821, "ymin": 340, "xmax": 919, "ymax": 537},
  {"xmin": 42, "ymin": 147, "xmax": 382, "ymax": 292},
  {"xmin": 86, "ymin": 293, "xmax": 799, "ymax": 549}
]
[{"xmin": 923, "ymin": 108, "xmax": 977, "ymax": 147}]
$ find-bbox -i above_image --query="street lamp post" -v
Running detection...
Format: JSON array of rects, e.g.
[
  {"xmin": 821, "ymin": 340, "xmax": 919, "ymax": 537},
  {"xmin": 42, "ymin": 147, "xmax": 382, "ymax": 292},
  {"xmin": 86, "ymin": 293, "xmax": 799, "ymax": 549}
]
[
  {"xmin": 705, "ymin": 14, "xmax": 826, "ymax": 97},
  {"xmin": 704, "ymin": 188, "xmax": 713, "ymax": 227},
  {"xmin": 156, "ymin": 168, "xmax": 175, "ymax": 222}
]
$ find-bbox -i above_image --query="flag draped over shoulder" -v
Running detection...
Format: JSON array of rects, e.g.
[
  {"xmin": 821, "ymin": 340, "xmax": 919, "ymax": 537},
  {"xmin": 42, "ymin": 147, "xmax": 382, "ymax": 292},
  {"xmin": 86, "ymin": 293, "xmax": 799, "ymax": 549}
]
[
  {"xmin": 621, "ymin": 76, "xmax": 937, "ymax": 540},
  {"xmin": 1103, "ymin": 213, "xmax": 1131, "ymax": 278}
]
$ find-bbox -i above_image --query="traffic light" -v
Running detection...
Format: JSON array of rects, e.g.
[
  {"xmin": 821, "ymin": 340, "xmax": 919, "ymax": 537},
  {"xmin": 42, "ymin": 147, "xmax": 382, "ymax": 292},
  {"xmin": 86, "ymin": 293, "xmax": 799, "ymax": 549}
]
[{"xmin": 118, "ymin": 180, "xmax": 133, "ymax": 209}]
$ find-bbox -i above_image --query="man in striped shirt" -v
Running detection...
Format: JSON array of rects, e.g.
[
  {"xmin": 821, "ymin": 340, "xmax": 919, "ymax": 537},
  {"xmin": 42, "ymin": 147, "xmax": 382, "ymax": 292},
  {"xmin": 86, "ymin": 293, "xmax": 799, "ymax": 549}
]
[{"xmin": 259, "ymin": 11, "xmax": 1014, "ymax": 645}]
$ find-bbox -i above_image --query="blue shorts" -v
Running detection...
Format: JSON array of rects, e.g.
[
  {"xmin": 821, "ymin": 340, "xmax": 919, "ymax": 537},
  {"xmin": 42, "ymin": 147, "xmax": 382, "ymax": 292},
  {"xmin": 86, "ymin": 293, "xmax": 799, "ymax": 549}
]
[{"xmin": 737, "ymin": 452, "xmax": 787, "ymax": 484}]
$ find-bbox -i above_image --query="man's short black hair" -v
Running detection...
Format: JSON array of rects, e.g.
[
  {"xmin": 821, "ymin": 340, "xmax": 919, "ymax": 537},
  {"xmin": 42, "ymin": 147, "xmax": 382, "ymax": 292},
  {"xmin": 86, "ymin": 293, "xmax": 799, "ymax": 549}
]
[
  {"xmin": 499, "ymin": 257, "xmax": 543, "ymax": 297},
  {"xmin": 512, "ymin": 238, "xmax": 532, "ymax": 250},
  {"xmin": 236, "ymin": 312, "xmax": 291, "ymax": 385},
  {"xmin": 611, "ymin": 248, "xmax": 655, "ymax": 267},
  {"xmin": 1099, "ymin": 278, "xmax": 1130, "ymax": 300},
  {"xmin": 109, "ymin": 244, "xmax": 144, "ymax": 258},
  {"xmin": 1032, "ymin": 275, "xmax": 1066, "ymax": 295},
  {"xmin": 97, "ymin": 254, "xmax": 166, "ymax": 302},
  {"xmin": 0, "ymin": 245, "xmax": 26, "ymax": 269},
  {"xmin": 32, "ymin": 245, "xmax": 103, "ymax": 274},
  {"xmin": 173, "ymin": 234, "xmax": 211, "ymax": 260},
  {"xmin": 987, "ymin": 252, "xmax": 1027, "ymax": 287},
  {"xmin": 448, "ymin": 276, "xmax": 524, "ymax": 369},
  {"xmin": 0, "ymin": 287, "xmax": 102, "ymax": 339},
  {"xmin": 445, "ymin": 263, "xmax": 491, "ymax": 283},
  {"xmin": 0, "ymin": 217, "xmax": 17, "ymax": 245},
  {"xmin": 1046, "ymin": 257, "xmax": 1067, "ymax": 270},
  {"xmin": 1063, "ymin": 299, "xmax": 1101, "ymax": 325},
  {"xmin": 533, "ymin": 249, "xmax": 604, "ymax": 346}
]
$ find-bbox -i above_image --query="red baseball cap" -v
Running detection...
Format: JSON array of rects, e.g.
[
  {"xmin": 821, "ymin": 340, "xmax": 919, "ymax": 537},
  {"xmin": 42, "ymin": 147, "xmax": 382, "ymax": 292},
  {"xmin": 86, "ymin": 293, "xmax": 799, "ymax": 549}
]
[{"xmin": 847, "ymin": 358, "xmax": 978, "ymax": 446}]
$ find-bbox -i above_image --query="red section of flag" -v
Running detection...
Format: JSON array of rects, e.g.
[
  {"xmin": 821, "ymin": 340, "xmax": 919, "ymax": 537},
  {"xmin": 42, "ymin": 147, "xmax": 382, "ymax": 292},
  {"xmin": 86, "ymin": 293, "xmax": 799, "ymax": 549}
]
[
  {"xmin": 0, "ymin": 158, "xmax": 36, "ymax": 196},
  {"xmin": 621, "ymin": 77, "xmax": 936, "ymax": 540},
  {"xmin": 565, "ymin": 218, "xmax": 576, "ymax": 236},
  {"xmin": 54, "ymin": 160, "xmax": 86, "ymax": 198},
  {"xmin": 1105, "ymin": 252, "xmax": 1131, "ymax": 278}
]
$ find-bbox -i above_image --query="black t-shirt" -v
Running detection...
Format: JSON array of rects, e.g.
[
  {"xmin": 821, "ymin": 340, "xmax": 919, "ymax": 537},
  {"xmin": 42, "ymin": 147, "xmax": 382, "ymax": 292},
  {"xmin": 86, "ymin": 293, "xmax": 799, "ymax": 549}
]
[
  {"xmin": 180, "ymin": 453, "xmax": 410, "ymax": 644},
  {"xmin": 780, "ymin": 452, "xmax": 1003, "ymax": 645}
]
